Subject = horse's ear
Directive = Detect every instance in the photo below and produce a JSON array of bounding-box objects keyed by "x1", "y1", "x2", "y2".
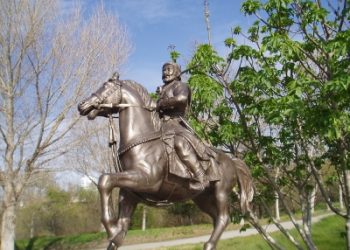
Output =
[{"x1": 109, "y1": 72, "x2": 120, "y2": 82}]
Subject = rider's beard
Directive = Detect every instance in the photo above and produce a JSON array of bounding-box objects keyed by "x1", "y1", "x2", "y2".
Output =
[{"x1": 162, "y1": 74, "x2": 175, "y2": 84}]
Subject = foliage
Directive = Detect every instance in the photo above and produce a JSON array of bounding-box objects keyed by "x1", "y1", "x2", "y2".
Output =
[
  {"x1": 16, "y1": 186, "x2": 101, "y2": 239},
  {"x1": 183, "y1": 0, "x2": 349, "y2": 249},
  {"x1": 15, "y1": 232, "x2": 106, "y2": 250},
  {"x1": 167, "y1": 202, "x2": 201, "y2": 225}
]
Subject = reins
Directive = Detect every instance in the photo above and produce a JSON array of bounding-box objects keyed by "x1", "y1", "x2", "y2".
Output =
[
  {"x1": 108, "y1": 114, "x2": 123, "y2": 173},
  {"x1": 98, "y1": 103, "x2": 155, "y2": 112},
  {"x1": 103, "y1": 79, "x2": 155, "y2": 173}
]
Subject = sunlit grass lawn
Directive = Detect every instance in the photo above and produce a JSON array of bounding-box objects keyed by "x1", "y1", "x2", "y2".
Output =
[
  {"x1": 156, "y1": 215, "x2": 345, "y2": 250},
  {"x1": 16, "y1": 212, "x2": 344, "y2": 250}
]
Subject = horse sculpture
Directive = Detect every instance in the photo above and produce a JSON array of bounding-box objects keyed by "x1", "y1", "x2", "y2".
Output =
[{"x1": 78, "y1": 76, "x2": 254, "y2": 250}]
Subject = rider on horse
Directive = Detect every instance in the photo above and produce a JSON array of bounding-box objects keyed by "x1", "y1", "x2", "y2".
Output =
[{"x1": 156, "y1": 62, "x2": 210, "y2": 191}]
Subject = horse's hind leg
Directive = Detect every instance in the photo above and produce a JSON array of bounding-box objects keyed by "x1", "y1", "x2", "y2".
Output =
[
  {"x1": 194, "y1": 182, "x2": 230, "y2": 250},
  {"x1": 106, "y1": 189, "x2": 138, "y2": 250}
]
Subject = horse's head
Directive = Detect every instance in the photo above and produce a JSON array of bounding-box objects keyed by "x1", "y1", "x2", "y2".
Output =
[{"x1": 78, "y1": 75, "x2": 122, "y2": 120}]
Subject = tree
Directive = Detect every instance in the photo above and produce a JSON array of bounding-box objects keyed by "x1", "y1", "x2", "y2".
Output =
[
  {"x1": 0, "y1": 1, "x2": 132, "y2": 249},
  {"x1": 184, "y1": 0, "x2": 349, "y2": 249},
  {"x1": 65, "y1": 112, "x2": 123, "y2": 235},
  {"x1": 15, "y1": 172, "x2": 56, "y2": 239},
  {"x1": 16, "y1": 183, "x2": 101, "y2": 239},
  {"x1": 67, "y1": 119, "x2": 117, "y2": 185},
  {"x1": 168, "y1": 202, "x2": 200, "y2": 226}
]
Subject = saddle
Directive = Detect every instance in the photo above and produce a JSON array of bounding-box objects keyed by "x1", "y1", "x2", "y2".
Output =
[
  {"x1": 117, "y1": 120, "x2": 221, "y2": 182},
  {"x1": 162, "y1": 128, "x2": 221, "y2": 182}
]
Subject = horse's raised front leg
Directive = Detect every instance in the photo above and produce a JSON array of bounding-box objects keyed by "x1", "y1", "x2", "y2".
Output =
[
  {"x1": 194, "y1": 181, "x2": 230, "y2": 250},
  {"x1": 98, "y1": 169, "x2": 162, "y2": 247},
  {"x1": 99, "y1": 170, "x2": 162, "y2": 193}
]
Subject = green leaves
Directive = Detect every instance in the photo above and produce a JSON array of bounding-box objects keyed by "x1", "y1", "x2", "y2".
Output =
[
  {"x1": 241, "y1": 0, "x2": 261, "y2": 15},
  {"x1": 230, "y1": 45, "x2": 259, "y2": 60},
  {"x1": 232, "y1": 26, "x2": 242, "y2": 35},
  {"x1": 224, "y1": 38, "x2": 236, "y2": 48},
  {"x1": 185, "y1": 1, "x2": 350, "y2": 220},
  {"x1": 170, "y1": 50, "x2": 180, "y2": 63},
  {"x1": 180, "y1": 2, "x2": 350, "y2": 248},
  {"x1": 188, "y1": 44, "x2": 224, "y2": 74}
]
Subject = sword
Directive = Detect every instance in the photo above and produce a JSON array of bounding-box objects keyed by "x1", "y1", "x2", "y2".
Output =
[
  {"x1": 179, "y1": 116, "x2": 213, "y2": 147},
  {"x1": 179, "y1": 116, "x2": 196, "y2": 134}
]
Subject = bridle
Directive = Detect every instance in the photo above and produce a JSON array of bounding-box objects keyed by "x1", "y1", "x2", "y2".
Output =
[
  {"x1": 91, "y1": 79, "x2": 122, "y2": 110},
  {"x1": 93, "y1": 79, "x2": 155, "y2": 112},
  {"x1": 91, "y1": 78, "x2": 157, "y2": 173}
]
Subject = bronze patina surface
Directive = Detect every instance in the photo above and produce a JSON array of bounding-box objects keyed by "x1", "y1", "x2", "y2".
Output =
[{"x1": 78, "y1": 65, "x2": 254, "y2": 250}]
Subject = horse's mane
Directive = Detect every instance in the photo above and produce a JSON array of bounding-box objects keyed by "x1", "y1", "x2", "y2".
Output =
[
  {"x1": 122, "y1": 80, "x2": 161, "y2": 130},
  {"x1": 123, "y1": 80, "x2": 154, "y2": 107}
]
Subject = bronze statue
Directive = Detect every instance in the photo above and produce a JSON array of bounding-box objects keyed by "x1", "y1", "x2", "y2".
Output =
[{"x1": 78, "y1": 68, "x2": 254, "y2": 250}]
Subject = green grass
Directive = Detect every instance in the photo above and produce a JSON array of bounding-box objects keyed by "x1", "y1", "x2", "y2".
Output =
[
  {"x1": 15, "y1": 232, "x2": 106, "y2": 250},
  {"x1": 15, "y1": 213, "x2": 344, "y2": 250},
  {"x1": 155, "y1": 215, "x2": 346, "y2": 250}
]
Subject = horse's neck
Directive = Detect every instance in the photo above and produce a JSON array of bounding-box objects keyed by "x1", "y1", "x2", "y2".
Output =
[{"x1": 118, "y1": 105, "x2": 156, "y2": 145}]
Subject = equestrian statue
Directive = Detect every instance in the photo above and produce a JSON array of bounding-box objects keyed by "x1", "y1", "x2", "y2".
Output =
[{"x1": 78, "y1": 62, "x2": 254, "y2": 250}]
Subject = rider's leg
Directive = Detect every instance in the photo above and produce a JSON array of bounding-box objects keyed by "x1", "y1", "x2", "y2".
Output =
[{"x1": 174, "y1": 137, "x2": 209, "y2": 190}]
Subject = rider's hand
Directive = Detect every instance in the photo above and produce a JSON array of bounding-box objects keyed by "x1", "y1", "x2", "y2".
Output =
[{"x1": 156, "y1": 98, "x2": 163, "y2": 112}]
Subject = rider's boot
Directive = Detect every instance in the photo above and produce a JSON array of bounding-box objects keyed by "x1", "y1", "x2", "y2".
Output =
[{"x1": 190, "y1": 168, "x2": 209, "y2": 191}]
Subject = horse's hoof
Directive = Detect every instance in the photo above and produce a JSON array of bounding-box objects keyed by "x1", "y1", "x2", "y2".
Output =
[
  {"x1": 108, "y1": 229, "x2": 127, "y2": 248},
  {"x1": 204, "y1": 242, "x2": 216, "y2": 250},
  {"x1": 107, "y1": 241, "x2": 118, "y2": 250}
]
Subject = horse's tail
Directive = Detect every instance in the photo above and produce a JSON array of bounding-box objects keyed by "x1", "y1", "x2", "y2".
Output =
[{"x1": 233, "y1": 158, "x2": 254, "y2": 215}]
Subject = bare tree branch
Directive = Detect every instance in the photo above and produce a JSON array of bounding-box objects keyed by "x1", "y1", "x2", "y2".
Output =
[{"x1": 0, "y1": 1, "x2": 132, "y2": 249}]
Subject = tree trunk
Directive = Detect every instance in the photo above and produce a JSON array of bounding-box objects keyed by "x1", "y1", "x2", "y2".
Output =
[
  {"x1": 340, "y1": 184, "x2": 344, "y2": 210},
  {"x1": 345, "y1": 170, "x2": 350, "y2": 250},
  {"x1": 240, "y1": 218, "x2": 245, "y2": 226},
  {"x1": 30, "y1": 214, "x2": 35, "y2": 238},
  {"x1": 301, "y1": 192, "x2": 317, "y2": 250},
  {"x1": 249, "y1": 214, "x2": 283, "y2": 250},
  {"x1": 310, "y1": 185, "x2": 317, "y2": 214},
  {"x1": 261, "y1": 199, "x2": 303, "y2": 249},
  {"x1": 275, "y1": 192, "x2": 280, "y2": 220},
  {"x1": 1, "y1": 184, "x2": 17, "y2": 250},
  {"x1": 274, "y1": 168, "x2": 280, "y2": 220},
  {"x1": 142, "y1": 206, "x2": 147, "y2": 231}
]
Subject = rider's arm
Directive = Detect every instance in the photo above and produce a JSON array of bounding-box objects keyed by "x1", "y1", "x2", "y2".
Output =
[{"x1": 158, "y1": 82, "x2": 189, "y2": 110}]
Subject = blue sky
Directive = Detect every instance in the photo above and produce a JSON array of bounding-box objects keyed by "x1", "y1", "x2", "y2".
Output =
[
  {"x1": 57, "y1": 0, "x2": 252, "y2": 186},
  {"x1": 71, "y1": 0, "x2": 250, "y2": 92}
]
